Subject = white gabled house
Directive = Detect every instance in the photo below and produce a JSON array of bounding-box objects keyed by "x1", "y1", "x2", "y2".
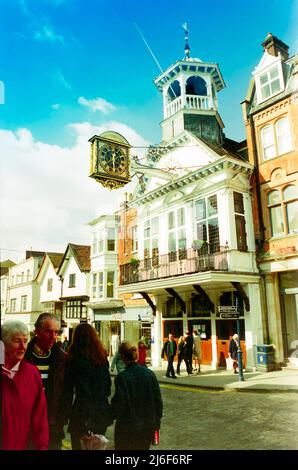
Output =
[
  {"x1": 0, "y1": 260, "x2": 16, "y2": 324},
  {"x1": 36, "y1": 252, "x2": 64, "y2": 322},
  {"x1": 57, "y1": 243, "x2": 91, "y2": 341},
  {"x1": 5, "y1": 251, "x2": 45, "y2": 332}
]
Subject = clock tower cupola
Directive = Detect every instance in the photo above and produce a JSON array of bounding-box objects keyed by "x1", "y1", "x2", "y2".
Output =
[{"x1": 154, "y1": 26, "x2": 226, "y2": 145}]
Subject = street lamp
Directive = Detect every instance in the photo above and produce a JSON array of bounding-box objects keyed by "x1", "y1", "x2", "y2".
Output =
[{"x1": 235, "y1": 298, "x2": 244, "y2": 381}]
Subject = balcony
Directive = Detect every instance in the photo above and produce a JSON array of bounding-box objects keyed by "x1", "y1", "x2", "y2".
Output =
[
  {"x1": 165, "y1": 94, "x2": 211, "y2": 118},
  {"x1": 119, "y1": 247, "x2": 228, "y2": 286}
]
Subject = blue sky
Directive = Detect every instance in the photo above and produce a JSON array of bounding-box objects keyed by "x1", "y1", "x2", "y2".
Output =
[{"x1": 0, "y1": 0, "x2": 297, "y2": 261}]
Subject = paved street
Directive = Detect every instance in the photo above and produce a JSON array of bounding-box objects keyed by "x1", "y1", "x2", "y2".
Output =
[{"x1": 63, "y1": 377, "x2": 298, "y2": 451}]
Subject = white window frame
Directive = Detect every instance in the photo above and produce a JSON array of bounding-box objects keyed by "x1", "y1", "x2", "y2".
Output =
[
  {"x1": 260, "y1": 117, "x2": 292, "y2": 161},
  {"x1": 21, "y1": 295, "x2": 27, "y2": 312},
  {"x1": 255, "y1": 62, "x2": 284, "y2": 104}
]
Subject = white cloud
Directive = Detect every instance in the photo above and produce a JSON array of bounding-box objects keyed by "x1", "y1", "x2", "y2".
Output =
[
  {"x1": 78, "y1": 96, "x2": 116, "y2": 114},
  {"x1": 34, "y1": 26, "x2": 65, "y2": 44},
  {"x1": 51, "y1": 103, "x2": 60, "y2": 109},
  {"x1": 0, "y1": 122, "x2": 150, "y2": 261}
]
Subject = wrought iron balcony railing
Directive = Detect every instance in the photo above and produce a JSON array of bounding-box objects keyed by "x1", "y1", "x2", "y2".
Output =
[{"x1": 119, "y1": 246, "x2": 228, "y2": 286}]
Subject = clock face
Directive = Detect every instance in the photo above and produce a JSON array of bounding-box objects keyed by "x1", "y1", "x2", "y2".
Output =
[{"x1": 99, "y1": 144, "x2": 126, "y2": 175}]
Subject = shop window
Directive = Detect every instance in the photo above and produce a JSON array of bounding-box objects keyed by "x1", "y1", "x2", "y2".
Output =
[
  {"x1": 187, "y1": 319, "x2": 211, "y2": 339},
  {"x1": 163, "y1": 298, "x2": 183, "y2": 318},
  {"x1": 163, "y1": 320, "x2": 183, "y2": 339}
]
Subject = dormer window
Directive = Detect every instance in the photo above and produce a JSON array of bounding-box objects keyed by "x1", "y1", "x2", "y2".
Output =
[{"x1": 255, "y1": 58, "x2": 284, "y2": 104}]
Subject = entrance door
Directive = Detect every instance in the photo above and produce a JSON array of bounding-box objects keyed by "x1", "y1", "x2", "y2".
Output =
[{"x1": 216, "y1": 319, "x2": 246, "y2": 367}]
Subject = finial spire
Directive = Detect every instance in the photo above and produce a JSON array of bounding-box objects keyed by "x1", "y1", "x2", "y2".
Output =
[{"x1": 182, "y1": 22, "x2": 190, "y2": 58}]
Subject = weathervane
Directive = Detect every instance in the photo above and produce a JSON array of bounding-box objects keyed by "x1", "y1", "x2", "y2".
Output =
[{"x1": 182, "y1": 22, "x2": 190, "y2": 58}]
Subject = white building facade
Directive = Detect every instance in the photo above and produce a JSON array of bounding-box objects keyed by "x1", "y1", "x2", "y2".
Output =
[{"x1": 118, "y1": 47, "x2": 265, "y2": 370}]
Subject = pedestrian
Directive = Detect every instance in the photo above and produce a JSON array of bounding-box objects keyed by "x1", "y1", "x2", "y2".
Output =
[
  {"x1": 64, "y1": 323, "x2": 112, "y2": 450},
  {"x1": 228, "y1": 333, "x2": 239, "y2": 374},
  {"x1": 137, "y1": 339, "x2": 147, "y2": 367},
  {"x1": 25, "y1": 312, "x2": 68, "y2": 450},
  {"x1": 62, "y1": 336, "x2": 69, "y2": 352},
  {"x1": 110, "y1": 346, "x2": 125, "y2": 374},
  {"x1": 161, "y1": 333, "x2": 177, "y2": 378},
  {"x1": 1, "y1": 320, "x2": 49, "y2": 450},
  {"x1": 193, "y1": 330, "x2": 202, "y2": 372},
  {"x1": 111, "y1": 341, "x2": 163, "y2": 450},
  {"x1": 110, "y1": 329, "x2": 119, "y2": 357},
  {"x1": 184, "y1": 330, "x2": 194, "y2": 375},
  {"x1": 176, "y1": 335, "x2": 187, "y2": 375}
]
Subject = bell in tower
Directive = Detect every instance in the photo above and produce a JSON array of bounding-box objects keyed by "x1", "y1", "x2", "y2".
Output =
[{"x1": 154, "y1": 25, "x2": 226, "y2": 145}]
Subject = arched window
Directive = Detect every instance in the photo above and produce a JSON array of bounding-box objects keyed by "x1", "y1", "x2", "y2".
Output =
[
  {"x1": 186, "y1": 76, "x2": 207, "y2": 96},
  {"x1": 261, "y1": 125, "x2": 275, "y2": 160},
  {"x1": 167, "y1": 80, "x2": 181, "y2": 102},
  {"x1": 268, "y1": 186, "x2": 298, "y2": 237},
  {"x1": 260, "y1": 117, "x2": 292, "y2": 161},
  {"x1": 283, "y1": 185, "x2": 298, "y2": 234},
  {"x1": 276, "y1": 118, "x2": 292, "y2": 155}
]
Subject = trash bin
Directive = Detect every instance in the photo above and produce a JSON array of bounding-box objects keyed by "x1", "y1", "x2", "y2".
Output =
[{"x1": 256, "y1": 345, "x2": 275, "y2": 372}]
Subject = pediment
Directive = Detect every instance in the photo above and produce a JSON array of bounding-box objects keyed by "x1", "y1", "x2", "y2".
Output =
[{"x1": 253, "y1": 51, "x2": 281, "y2": 75}]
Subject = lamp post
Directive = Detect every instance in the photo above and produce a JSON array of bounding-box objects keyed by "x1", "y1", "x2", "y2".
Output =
[{"x1": 235, "y1": 298, "x2": 244, "y2": 381}]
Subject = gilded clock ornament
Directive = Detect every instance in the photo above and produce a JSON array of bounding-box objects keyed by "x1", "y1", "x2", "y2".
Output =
[{"x1": 88, "y1": 131, "x2": 131, "y2": 190}]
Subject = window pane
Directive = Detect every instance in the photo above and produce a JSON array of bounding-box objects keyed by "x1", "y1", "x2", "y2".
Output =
[
  {"x1": 269, "y1": 67, "x2": 278, "y2": 79},
  {"x1": 233, "y1": 192, "x2": 244, "y2": 214},
  {"x1": 144, "y1": 220, "x2": 150, "y2": 238},
  {"x1": 261, "y1": 84, "x2": 271, "y2": 100},
  {"x1": 283, "y1": 185, "x2": 298, "y2": 201},
  {"x1": 261, "y1": 125, "x2": 276, "y2": 160},
  {"x1": 152, "y1": 237, "x2": 159, "y2": 250},
  {"x1": 178, "y1": 228, "x2": 186, "y2": 249},
  {"x1": 268, "y1": 190, "x2": 281, "y2": 205},
  {"x1": 208, "y1": 218, "x2": 220, "y2": 253},
  {"x1": 271, "y1": 79, "x2": 281, "y2": 94},
  {"x1": 151, "y1": 217, "x2": 159, "y2": 235},
  {"x1": 168, "y1": 212, "x2": 175, "y2": 229},
  {"x1": 207, "y1": 195, "x2": 218, "y2": 216},
  {"x1": 168, "y1": 232, "x2": 176, "y2": 252},
  {"x1": 195, "y1": 199, "x2": 206, "y2": 220},
  {"x1": 276, "y1": 118, "x2": 292, "y2": 155},
  {"x1": 286, "y1": 201, "x2": 298, "y2": 234},
  {"x1": 270, "y1": 206, "x2": 284, "y2": 236},
  {"x1": 235, "y1": 215, "x2": 247, "y2": 252},
  {"x1": 177, "y1": 208, "x2": 185, "y2": 226},
  {"x1": 260, "y1": 73, "x2": 268, "y2": 85},
  {"x1": 197, "y1": 222, "x2": 207, "y2": 241}
]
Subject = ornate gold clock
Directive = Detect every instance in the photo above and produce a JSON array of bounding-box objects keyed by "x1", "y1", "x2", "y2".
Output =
[{"x1": 89, "y1": 131, "x2": 131, "y2": 189}]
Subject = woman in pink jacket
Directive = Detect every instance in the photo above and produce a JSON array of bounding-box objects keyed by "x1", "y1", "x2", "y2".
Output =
[{"x1": 1, "y1": 320, "x2": 49, "y2": 450}]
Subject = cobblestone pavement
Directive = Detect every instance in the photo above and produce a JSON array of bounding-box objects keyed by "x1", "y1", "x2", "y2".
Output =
[{"x1": 63, "y1": 379, "x2": 298, "y2": 451}]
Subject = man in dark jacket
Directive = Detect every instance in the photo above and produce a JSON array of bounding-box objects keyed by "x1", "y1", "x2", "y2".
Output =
[
  {"x1": 161, "y1": 333, "x2": 177, "y2": 378},
  {"x1": 25, "y1": 312, "x2": 68, "y2": 450},
  {"x1": 184, "y1": 330, "x2": 194, "y2": 374},
  {"x1": 111, "y1": 341, "x2": 163, "y2": 450}
]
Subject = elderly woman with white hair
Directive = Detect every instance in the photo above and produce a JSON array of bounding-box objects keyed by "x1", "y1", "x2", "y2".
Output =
[
  {"x1": 228, "y1": 333, "x2": 239, "y2": 374},
  {"x1": 1, "y1": 320, "x2": 49, "y2": 450}
]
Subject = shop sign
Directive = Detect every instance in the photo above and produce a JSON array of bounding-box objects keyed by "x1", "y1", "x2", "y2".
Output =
[{"x1": 111, "y1": 313, "x2": 123, "y2": 321}]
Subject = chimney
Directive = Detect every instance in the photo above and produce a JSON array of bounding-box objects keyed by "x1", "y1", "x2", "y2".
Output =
[{"x1": 262, "y1": 33, "x2": 289, "y2": 61}]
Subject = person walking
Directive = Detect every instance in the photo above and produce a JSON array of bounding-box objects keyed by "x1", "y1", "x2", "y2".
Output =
[
  {"x1": 161, "y1": 333, "x2": 177, "y2": 378},
  {"x1": 111, "y1": 341, "x2": 163, "y2": 450},
  {"x1": 110, "y1": 330, "x2": 119, "y2": 357},
  {"x1": 176, "y1": 335, "x2": 187, "y2": 375},
  {"x1": 137, "y1": 339, "x2": 147, "y2": 367},
  {"x1": 1, "y1": 321, "x2": 49, "y2": 450},
  {"x1": 184, "y1": 330, "x2": 194, "y2": 375},
  {"x1": 193, "y1": 330, "x2": 202, "y2": 372},
  {"x1": 110, "y1": 347, "x2": 125, "y2": 374},
  {"x1": 228, "y1": 333, "x2": 239, "y2": 374},
  {"x1": 25, "y1": 312, "x2": 68, "y2": 450},
  {"x1": 64, "y1": 323, "x2": 112, "y2": 450}
]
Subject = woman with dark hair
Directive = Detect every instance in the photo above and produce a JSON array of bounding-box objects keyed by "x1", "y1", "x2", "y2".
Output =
[
  {"x1": 111, "y1": 341, "x2": 163, "y2": 450},
  {"x1": 64, "y1": 323, "x2": 112, "y2": 449}
]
